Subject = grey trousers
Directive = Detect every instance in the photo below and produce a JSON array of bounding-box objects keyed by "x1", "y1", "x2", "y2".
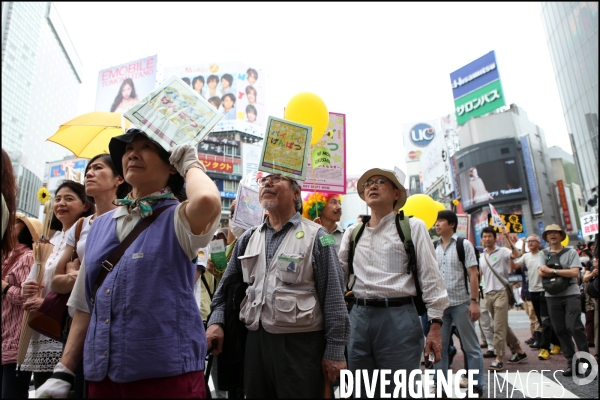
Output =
[
  {"x1": 546, "y1": 294, "x2": 589, "y2": 363},
  {"x1": 244, "y1": 325, "x2": 326, "y2": 398},
  {"x1": 348, "y1": 303, "x2": 423, "y2": 398}
]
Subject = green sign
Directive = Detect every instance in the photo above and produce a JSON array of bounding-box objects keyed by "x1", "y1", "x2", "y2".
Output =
[{"x1": 454, "y1": 79, "x2": 505, "y2": 125}]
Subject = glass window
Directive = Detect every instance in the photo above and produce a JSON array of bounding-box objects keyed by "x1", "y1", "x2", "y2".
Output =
[
  {"x1": 577, "y1": 47, "x2": 591, "y2": 90},
  {"x1": 560, "y1": 71, "x2": 573, "y2": 108},
  {"x1": 235, "y1": 147, "x2": 241, "y2": 156},
  {"x1": 548, "y1": 2, "x2": 558, "y2": 32},
  {"x1": 554, "y1": 33, "x2": 566, "y2": 70},
  {"x1": 562, "y1": 19, "x2": 574, "y2": 57},
  {"x1": 588, "y1": 83, "x2": 598, "y2": 112},
  {"x1": 233, "y1": 163, "x2": 241, "y2": 174},
  {"x1": 572, "y1": 57, "x2": 586, "y2": 96}
]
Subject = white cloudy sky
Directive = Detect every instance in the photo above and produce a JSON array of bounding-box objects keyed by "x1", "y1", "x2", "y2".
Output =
[{"x1": 55, "y1": 2, "x2": 568, "y2": 176}]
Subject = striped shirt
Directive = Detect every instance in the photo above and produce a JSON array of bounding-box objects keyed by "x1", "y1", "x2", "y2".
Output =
[
  {"x1": 338, "y1": 212, "x2": 449, "y2": 319},
  {"x1": 435, "y1": 234, "x2": 478, "y2": 307},
  {"x1": 2, "y1": 244, "x2": 34, "y2": 364}
]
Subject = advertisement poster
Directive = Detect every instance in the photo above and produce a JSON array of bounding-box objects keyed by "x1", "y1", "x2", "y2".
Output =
[
  {"x1": 163, "y1": 62, "x2": 265, "y2": 138},
  {"x1": 233, "y1": 184, "x2": 264, "y2": 230},
  {"x1": 95, "y1": 55, "x2": 158, "y2": 113},
  {"x1": 124, "y1": 75, "x2": 223, "y2": 151},
  {"x1": 300, "y1": 113, "x2": 346, "y2": 194},
  {"x1": 458, "y1": 158, "x2": 524, "y2": 209},
  {"x1": 471, "y1": 204, "x2": 527, "y2": 246},
  {"x1": 242, "y1": 143, "x2": 262, "y2": 182},
  {"x1": 258, "y1": 117, "x2": 312, "y2": 181},
  {"x1": 456, "y1": 214, "x2": 470, "y2": 239},
  {"x1": 45, "y1": 158, "x2": 88, "y2": 193}
]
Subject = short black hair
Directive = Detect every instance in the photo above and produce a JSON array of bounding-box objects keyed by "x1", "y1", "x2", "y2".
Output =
[
  {"x1": 221, "y1": 93, "x2": 236, "y2": 104},
  {"x1": 207, "y1": 74, "x2": 219, "y2": 84},
  {"x1": 437, "y1": 210, "x2": 458, "y2": 233},
  {"x1": 221, "y1": 73, "x2": 233, "y2": 86},
  {"x1": 182, "y1": 77, "x2": 191, "y2": 85},
  {"x1": 481, "y1": 226, "x2": 497, "y2": 239}
]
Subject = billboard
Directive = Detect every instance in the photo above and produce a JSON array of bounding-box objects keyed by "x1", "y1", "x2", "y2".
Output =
[
  {"x1": 95, "y1": 55, "x2": 158, "y2": 113},
  {"x1": 556, "y1": 180, "x2": 574, "y2": 232},
  {"x1": 420, "y1": 131, "x2": 454, "y2": 195},
  {"x1": 44, "y1": 158, "x2": 88, "y2": 193},
  {"x1": 402, "y1": 119, "x2": 441, "y2": 163},
  {"x1": 471, "y1": 204, "x2": 528, "y2": 246},
  {"x1": 450, "y1": 51, "x2": 505, "y2": 125},
  {"x1": 519, "y1": 135, "x2": 543, "y2": 215},
  {"x1": 163, "y1": 62, "x2": 265, "y2": 138}
]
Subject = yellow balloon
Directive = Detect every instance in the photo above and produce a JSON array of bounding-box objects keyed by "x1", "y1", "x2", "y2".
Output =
[
  {"x1": 561, "y1": 235, "x2": 569, "y2": 247},
  {"x1": 284, "y1": 92, "x2": 329, "y2": 146},
  {"x1": 400, "y1": 194, "x2": 437, "y2": 229},
  {"x1": 435, "y1": 201, "x2": 446, "y2": 211}
]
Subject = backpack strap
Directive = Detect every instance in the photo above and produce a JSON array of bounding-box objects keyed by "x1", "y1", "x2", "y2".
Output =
[
  {"x1": 71, "y1": 217, "x2": 86, "y2": 261},
  {"x1": 348, "y1": 217, "x2": 369, "y2": 292},
  {"x1": 456, "y1": 237, "x2": 470, "y2": 294},
  {"x1": 394, "y1": 211, "x2": 422, "y2": 297}
]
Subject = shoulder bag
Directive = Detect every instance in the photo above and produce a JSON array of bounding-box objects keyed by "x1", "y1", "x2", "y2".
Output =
[
  {"x1": 483, "y1": 252, "x2": 517, "y2": 307},
  {"x1": 29, "y1": 217, "x2": 85, "y2": 342}
]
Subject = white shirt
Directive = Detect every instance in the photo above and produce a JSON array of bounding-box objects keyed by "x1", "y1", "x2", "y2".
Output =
[
  {"x1": 515, "y1": 251, "x2": 545, "y2": 292},
  {"x1": 481, "y1": 246, "x2": 512, "y2": 293},
  {"x1": 68, "y1": 201, "x2": 218, "y2": 313},
  {"x1": 338, "y1": 212, "x2": 449, "y2": 319}
]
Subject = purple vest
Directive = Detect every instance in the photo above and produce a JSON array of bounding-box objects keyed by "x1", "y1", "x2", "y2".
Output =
[{"x1": 83, "y1": 200, "x2": 206, "y2": 383}]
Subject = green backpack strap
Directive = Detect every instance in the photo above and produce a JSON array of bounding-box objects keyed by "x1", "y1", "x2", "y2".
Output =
[{"x1": 348, "y1": 217, "x2": 370, "y2": 292}]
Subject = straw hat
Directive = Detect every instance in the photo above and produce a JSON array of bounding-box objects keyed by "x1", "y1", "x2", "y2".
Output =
[
  {"x1": 357, "y1": 168, "x2": 407, "y2": 209},
  {"x1": 542, "y1": 223, "x2": 566, "y2": 242},
  {"x1": 15, "y1": 212, "x2": 43, "y2": 242}
]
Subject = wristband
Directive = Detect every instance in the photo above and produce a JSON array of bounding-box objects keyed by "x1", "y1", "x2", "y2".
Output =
[
  {"x1": 470, "y1": 298, "x2": 478, "y2": 302},
  {"x1": 2, "y1": 284, "x2": 11, "y2": 296},
  {"x1": 429, "y1": 318, "x2": 443, "y2": 326}
]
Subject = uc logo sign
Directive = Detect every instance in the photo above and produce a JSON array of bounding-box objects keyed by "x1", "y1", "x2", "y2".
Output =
[{"x1": 409, "y1": 123, "x2": 435, "y2": 147}]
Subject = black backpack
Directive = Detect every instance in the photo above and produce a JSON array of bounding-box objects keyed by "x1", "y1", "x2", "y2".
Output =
[
  {"x1": 433, "y1": 237, "x2": 483, "y2": 298},
  {"x1": 347, "y1": 211, "x2": 427, "y2": 316},
  {"x1": 541, "y1": 248, "x2": 572, "y2": 295}
]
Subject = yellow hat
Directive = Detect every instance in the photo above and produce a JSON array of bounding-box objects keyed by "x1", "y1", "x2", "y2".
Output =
[{"x1": 15, "y1": 212, "x2": 43, "y2": 243}]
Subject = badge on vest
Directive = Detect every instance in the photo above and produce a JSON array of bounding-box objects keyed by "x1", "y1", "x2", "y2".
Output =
[
  {"x1": 276, "y1": 256, "x2": 299, "y2": 273},
  {"x1": 132, "y1": 253, "x2": 144, "y2": 259},
  {"x1": 295, "y1": 231, "x2": 305, "y2": 239},
  {"x1": 320, "y1": 234, "x2": 335, "y2": 247}
]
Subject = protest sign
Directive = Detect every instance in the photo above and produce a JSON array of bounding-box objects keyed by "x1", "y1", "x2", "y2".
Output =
[
  {"x1": 488, "y1": 203, "x2": 506, "y2": 229},
  {"x1": 580, "y1": 212, "x2": 598, "y2": 236},
  {"x1": 124, "y1": 75, "x2": 223, "y2": 152},
  {"x1": 301, "y1": 112, "x2": 346, "y2": 194},
  {"x1": 258, "y1": 116, "x2": 312, "y2": 180},
  {"x1": 233, "y1": 184, "x2": 264, "y2": 230}
]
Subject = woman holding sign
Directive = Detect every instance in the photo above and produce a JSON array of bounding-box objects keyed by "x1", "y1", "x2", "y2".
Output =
[{"x1": 36, "y1": 128, "x2": 221, "y2": 398}]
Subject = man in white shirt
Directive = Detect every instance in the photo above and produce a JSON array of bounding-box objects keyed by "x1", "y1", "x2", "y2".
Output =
[
  {"x1": 480, "y1": 226, "x2": 527, "y2": 370},
  {"x1": 338, "y1": 168, "x2": 449, "y2": 396}
]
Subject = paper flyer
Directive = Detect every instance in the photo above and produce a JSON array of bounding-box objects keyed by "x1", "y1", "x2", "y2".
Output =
[
  {"x1": 209, "y1": 239, "x2": 227, "y2": 272},
  {"x1": 233, "y1": 184, "x2": 264, "y2": 230},
  {"x1": 258, "y1": 116, "x2": 312, "y2": 181},
  {"x1": 300, "y1": 113, "x2": 346, "y2": 194},
  {"x1": 124, "y1": 75, "x2": 224, "y2": 152}
]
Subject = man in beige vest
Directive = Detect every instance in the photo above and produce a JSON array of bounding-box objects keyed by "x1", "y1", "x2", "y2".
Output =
[{"x1": 206, "y1": 173, "x2": 350, "y2": 398}]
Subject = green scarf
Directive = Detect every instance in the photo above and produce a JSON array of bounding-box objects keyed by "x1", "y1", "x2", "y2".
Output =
[{"x1": 114, "y1": 187, "x2": 176, "y2": 218}]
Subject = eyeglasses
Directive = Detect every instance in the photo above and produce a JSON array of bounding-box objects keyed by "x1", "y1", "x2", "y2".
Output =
[
  {"x1": 362, "y1": 177, "x2": 389, "y2": 189},
  {"x1": 526, "y1": 240, "x2": 539, "y2": 244},
  {"x1": 256, "y1": 174, "x2": 290, "y2": 187}
]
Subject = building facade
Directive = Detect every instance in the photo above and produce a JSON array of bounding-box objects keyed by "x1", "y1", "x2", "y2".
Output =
[
  {"x1": 540, "y1": 2, "x2": 598, "y2": 203},
  {"x1": 455, "y1": 104, "x2": 560, "y2": 245},
  {"x1": 2, "y1": 2, "x2": 82, "y2": 215}
]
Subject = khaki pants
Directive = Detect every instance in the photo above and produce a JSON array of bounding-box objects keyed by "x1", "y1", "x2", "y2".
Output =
[
  {"x1": 522, "y1": 299, "x2": 541, "y2": 335},
  {"x1": 485, "y1": 289, "x2": 519, "y2": 357}
]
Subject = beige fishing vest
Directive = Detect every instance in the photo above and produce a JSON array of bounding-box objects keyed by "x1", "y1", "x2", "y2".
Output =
[{"x1": 239, "y1": 219, "x2": 324, "y2": 334}]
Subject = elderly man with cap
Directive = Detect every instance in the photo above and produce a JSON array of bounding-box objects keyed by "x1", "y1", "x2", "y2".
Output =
[
  {"x1": 338, "y1": 168, "x2": 449, "y2": 396},
  {"x1": 538, "y1": 223, "x2": 590, "y2": 377},
  {"x1": 206, "y1": 172, "x2": 350, "y2": 398}
]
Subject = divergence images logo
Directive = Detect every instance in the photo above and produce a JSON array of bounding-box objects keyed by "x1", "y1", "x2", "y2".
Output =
[{"x1": 410, "y1": 123, "x2": 435, "y2": 148}]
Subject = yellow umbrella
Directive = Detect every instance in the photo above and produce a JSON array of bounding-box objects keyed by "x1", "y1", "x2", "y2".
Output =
[{"x1": 47, "y1": 112, "x2": 132, "y2": 159}]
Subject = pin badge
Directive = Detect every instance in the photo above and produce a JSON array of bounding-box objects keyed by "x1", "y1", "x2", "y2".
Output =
[{"x1": 296, "y1": 231, "x2": 305, "y2": 239}]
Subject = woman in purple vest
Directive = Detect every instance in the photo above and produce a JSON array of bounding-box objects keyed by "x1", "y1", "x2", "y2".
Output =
[{"x1": 37, "y1": 128, "x2": 222, "y2": 398}]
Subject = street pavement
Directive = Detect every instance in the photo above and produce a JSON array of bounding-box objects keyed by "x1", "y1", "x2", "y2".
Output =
[{"x1": 28, "y1": 310, "x2": 597, "y2": 398}]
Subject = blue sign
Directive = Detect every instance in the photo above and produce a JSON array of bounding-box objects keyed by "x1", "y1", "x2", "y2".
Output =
[
  {"x1": 577, "y1": 230, "x2": 583, "y2": 240},
  {"x1": 520, "y1": 135, "x2": 543, "y2": 215},
  {"x1": 450, "y1": 51, "x2": 500, "y2": 100},
  {"x1": 409, "y1": 123, "x2": 436, "y2": 147},
  {"x1": 220, "y1": 191, "x2": 236, "y2": 199},
  {"x1": 538, "y1": 221, "x2": 546, "y2": 247}
]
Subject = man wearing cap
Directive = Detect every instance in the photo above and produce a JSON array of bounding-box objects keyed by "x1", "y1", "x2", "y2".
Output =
[
  {"x1": 538, "y1": 224, "x2": 589, "y2": 376},
  {"x1": 338, "y1": 168, "x2": 449, "y2": 396},
  {"x1": 206, "y1": 173, "x2": 350, "y2": 398}
]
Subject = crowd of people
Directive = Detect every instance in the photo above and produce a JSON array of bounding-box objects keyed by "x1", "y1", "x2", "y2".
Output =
[{"x1": 1, "y1": 139, "x2": 598, "y2": 398}]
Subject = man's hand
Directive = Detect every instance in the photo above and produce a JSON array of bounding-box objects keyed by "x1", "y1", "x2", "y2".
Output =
[
  {"x1": 468, "y1": 302, "x2": 480, "y2": 322},
  {"x1": 206, "y1": 324, "x2": 224, "y2": 355},
  {"x1": 322, "y1": 357, "x2": 347, "y2": 382},
  {"x1": 23, "y1": 297, "x2": 44, "y2": 313},
  {"x1": 424, "y1": 323, "x2": 443, "y2": 364}
]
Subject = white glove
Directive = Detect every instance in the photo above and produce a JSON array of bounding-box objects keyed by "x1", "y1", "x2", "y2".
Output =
[
  {"x1": 169, "y1": 144, "x2": 205, "y2": 177},
  {"x1": 35, "y1": 362, "x2": 74, "y2": 398}
]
